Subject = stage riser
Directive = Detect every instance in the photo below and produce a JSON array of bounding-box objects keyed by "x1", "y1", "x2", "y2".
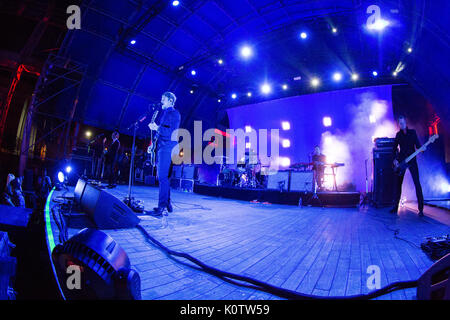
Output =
[{"x1": 193, "y1": 184, "x2": 360, "y2": 207}]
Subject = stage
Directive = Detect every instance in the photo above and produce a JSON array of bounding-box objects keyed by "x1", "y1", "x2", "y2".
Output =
[{"x1": 45, "y1": 184, "x2": 450, "y2": 300}]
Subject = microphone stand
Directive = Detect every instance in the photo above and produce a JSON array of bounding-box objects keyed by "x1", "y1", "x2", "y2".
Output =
[{"x1": 124, "y1": 117, "x2": 144, "y2": 212}]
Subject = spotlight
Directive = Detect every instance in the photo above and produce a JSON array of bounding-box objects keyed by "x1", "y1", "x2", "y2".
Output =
[
  {"x1": 300, "y1": 32, "x2": 307, "y2": 39},
  {"x1": 332, "y1": 27, "x2": 338, "y2": 33},
  {"x1": 367, "y1": 19, "x2": 390, "y2": 31},
  {"x1": 351, "y1": 73, "x2": 359, "y2": 81},
  {"x1": 191, "y1": 70, "x2": 196, "y2": 76},
  {"x1": 172, "y1": 0, "x2": 180, "y2": 6},
  {"x1": 407, "y1": 47, "x2": 413, "y2": 53},
  {"x1": 393, "y1": 71, "x2": 398, "y2": 77},
  {"x1": 217, "y1": 99, "x2": 221, "y2": 103},
  {"x1": 281, "y1": 121, "x2": 290, "y2": 130},
  {"x1": 245, "y1": 126, "x2": 252, "y2": 133},
  {"x1": 282, "y1": 139, "x2": 291, "y2": 148},
  {"x1": 57, "y1": 171, "x2": 65, "y2": 183},
  {"x1": 65, "y1": 166, "x2": 72, "y2": 174},
  {"x1": 260, "y1": 83, "x2": 271, "y2": 94},
  {"x1": 190, "y1": 89, "x2": 194, "y2": 94},
  {"x1": 247, "y1": 92, "x2": 252, "y2": 97},
  {"x1": 280, "y1": 157, "x2": 291, "y2": 167},
  {"x1": 310, "y1": 77, "x2": 320, "y2": 87},
  {"x1": 218, "y1": 59, "x2": 223, "y2": 65},
  {"x1": 85, "y1": 131, "x2": 92, "y2": 138},
  {"x1": 282, "y1": 84, "x2": 288, "y2": 90},
  {"x1": 333, "y1": 72, "x2": 342, "y2": 82},
  {"x1": 372, "y1": 71, "x2": 378, "y2": 77},
  {"x1": 231, "y1": 93, "x2": 237, "y2": 99},
  {"x1": 130, "y1": 40, "x2": 136, "y2": 45},
  {"x1": 240, "y1": 45, "x2": 253, "y2": 59},
  {"x1": 323, "y1": 117, "x2": 332, "y2": 127}
]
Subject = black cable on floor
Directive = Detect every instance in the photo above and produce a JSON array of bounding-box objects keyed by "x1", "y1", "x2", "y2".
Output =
[{"x1": 135, "y1": 224, "x2": 418, "y2": 300}]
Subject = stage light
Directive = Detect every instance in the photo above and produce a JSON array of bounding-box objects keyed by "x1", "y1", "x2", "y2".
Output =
[
  {"x1": 333, "y1": 72, "x2": 342, "y2": 82},
  {"x1": 282, "y1": 139, "x2": 291, "y2": 148},
  {"x1": 217, "y1": 99, "x2": 221, "y2": 103},
  {"x1": 281, "y1": 121, "x2": 290, "y2": 130},
  {"x1": 372, "y1": 71, "x2": 378, "y2": 77},
  {"x1": 310, "y1": 77, "x2": 320, "y2": 87},
  {"x1": 367, "y1": 19, "x2": 390, "y2": 31},
  {"x1": 65, "y1": 166, "x2": 72, "y2": 174},
  {"x1": 218, "y1": 59, "x2": 223, "y2": 65},
  {"x1": 393, "y1": 71, "x2": 398, "y2": 77},
  {"x1": 191, "y1": 70, "x2": 196, "y2": 76},
  {"x1": 231, "y1": 93, "x2": 237, "y2": 99},
  {"x1": 247, "y1": 92, "x2": 252, "y2": 97},
  {"x1": 246, "y1": 142, "x2": 251, "y2": 149},
  {"x1": 351, "y1": 73, "x2": 359, "y2": 81},
  {"x1": 240, "y1": 45, "x2": 253, "y2": 59},
  {"x1": 85, "y1": 131, "x2": 92, "y2": 138},
  {"x1": 245, "y1": 125, "x2": 252, "y2": 133},
  {"x1": 130, "y1": 40, "x2": 136, "y2": 45},
  {"x1": 300, "y1": 32, "x2": 307, "y2": 39},
  {"x1": 57, "y1": 171, "x2": 65, "y2": 183},
  {"x1": 172, "y1": 0, "x2": 180, "y2": 6},
  {"x1": 407, "y1": 47, "x2": 413, "y2": 53},
  {"x1": 190, "y1": 89, "x2": 194, "y2": 94},
  {"x1": 280, "y1": 157, "x2": 291, "y2": 167},
  {"x1": 260, "y1": 83, "x2": 271, "y2": 94},
  {"x1": 332, "y1": 27, "x2": 337, "y2": 33},
  {"x1": 323, "y1": 117, "x2": 332, "y2": 127},
  {"x1": 282, "y1": 84, "x2": 288, "y2": 90}
]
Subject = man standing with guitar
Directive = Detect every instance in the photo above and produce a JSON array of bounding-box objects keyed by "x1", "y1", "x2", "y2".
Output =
[
  {"x1": 148, "y1": 92, "x2": 181, "y2": 216},
  {"x1": 391, "y1": 115, "x2": 425, "y2": 216}
]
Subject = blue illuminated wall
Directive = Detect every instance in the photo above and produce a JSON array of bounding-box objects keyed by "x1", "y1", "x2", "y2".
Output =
[{"x1": 227, "y1": 85, "x2": 396, "y2": 192}]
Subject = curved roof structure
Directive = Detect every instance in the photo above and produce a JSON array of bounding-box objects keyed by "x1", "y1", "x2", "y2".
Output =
[{"x1": 56, "y1": 0, "x2": 449, "y2": 135}]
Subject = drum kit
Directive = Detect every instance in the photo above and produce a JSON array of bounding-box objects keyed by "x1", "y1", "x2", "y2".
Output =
[{"x1": 217, "y1": 150, "x2": 266, "y2": 188}]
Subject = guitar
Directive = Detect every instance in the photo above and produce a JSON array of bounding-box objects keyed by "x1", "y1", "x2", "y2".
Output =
[
  {"x1": 393, "y1": 134, "x2": 438, "y2": 175},
  {"x1": 147, "y1": 109, "x2": 160, "y2": 167}
]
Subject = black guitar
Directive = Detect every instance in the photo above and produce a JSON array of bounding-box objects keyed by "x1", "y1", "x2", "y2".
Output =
[
  {"x1": 393, "y1": 134, "x2": 438, "y2": 175},
  {"x1": 147, "y1": 108, "x2": 160, "y2": 167}
]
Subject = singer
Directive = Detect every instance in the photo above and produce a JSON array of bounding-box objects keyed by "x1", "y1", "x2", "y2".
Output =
[{"x1": 148, "y1": 92, "x2": 181, "y2": 216}]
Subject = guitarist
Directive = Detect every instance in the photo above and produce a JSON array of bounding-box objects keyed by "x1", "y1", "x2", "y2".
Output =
[
  {"x1": 148, "y1": 92, "x2": 181, "y2": 216},
  {"x1": 390, "y1": 115, "x2": 425, "y2": 216}
]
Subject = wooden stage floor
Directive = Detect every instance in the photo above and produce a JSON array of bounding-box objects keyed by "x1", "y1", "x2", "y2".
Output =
[{"x1": 48, "y1": 185, "x2": 450, "y2": 300}]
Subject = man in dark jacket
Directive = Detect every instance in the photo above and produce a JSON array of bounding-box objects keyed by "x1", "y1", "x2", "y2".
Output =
[
  {"x1": 390, "y1": 115, "x2": 425, "y2": 216},
  {"x1": 148, "y1": 92, "x2": 181, "y2": 216},
  {"x1": 104, "y1": 131, "x2": 120, "y2": 188}
]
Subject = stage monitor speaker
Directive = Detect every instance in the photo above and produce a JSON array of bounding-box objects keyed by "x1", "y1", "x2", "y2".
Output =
[
  {"x1": 172, "y1": 165, "x2": 182, "y2": 179},
  {"x1": 290, "y1": 171, "x2": 313, "y2": 192},
  {"x1": 182, "y1": 165, "x2": 197, "y2": 179},
  {"x1": 74, "y1": 179, "x2": 87, "y2": 203},
  {"x1": 373, "y1": 148, "x2": 395, "y2": 207},
  {"x1": 80, "y1": 184, "x2": 140, "y2": 229},
  {"x1": 266, "y1": 170, "x2": 290, "y2": 191}
]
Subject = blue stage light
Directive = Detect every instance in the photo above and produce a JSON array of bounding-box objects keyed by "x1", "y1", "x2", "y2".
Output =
[
  {"x1": 191, "y1": 70, "x2": 196, "y2": 76},
  {"x1": 323, "y1": 117, "x2": 332, "y2": 127},
  {"x1": 57, "y1": 171, "x2": 65, "y2": 183},
  {"x1": 231, "y1": 93, "x2": 237, "y2": 99},
  {"x1": 65, "y1": 166, "x2": 72, "y2": 174},
  {"x1": 311, "y1": 77, "x2": 320, "y2": 87},
  {"x1": 247, "y1": 92, "x2": 252, "y2": 97},
  {"x1": 240, "y1": 45, "x2": 253, "y2": 59},
  {"x1": 281, "y1": 121, "x2": 290, "y2": 130},
  {"x1": 260, "y1": 83, "x2": 271, "y2": 94},
  {"x1": 282, "y1": 84, "x2": 288, "y2": 90},
  {"x1": 172, "y1": 0, "x2": 180, "y2": 6},
  {"x1": 300, "y1": 32, "x2": 307, "y2": 39},
  {"x1": 218, "y1": 59, "x2": 223, "y2": 65},
  {"x1": 351, "y1": 73, "x2": 359, "y2": 81},
  {"x1": 282, "y1": 139, "x2": 291, "y2": 148},
  {"x1": 372, "y1": 71, "x2": 378, "y2": 77},
  {"x1": 130, "y1": 40, "x2": 136, "y2": 45},
  {"x1": 333, "y1": 72, "x2": 342, "y2": 82}
]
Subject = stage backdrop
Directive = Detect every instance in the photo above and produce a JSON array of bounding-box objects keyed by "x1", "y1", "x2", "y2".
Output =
[{"x1": 226, "y1": 85, "x2": 396, "y2": 192}]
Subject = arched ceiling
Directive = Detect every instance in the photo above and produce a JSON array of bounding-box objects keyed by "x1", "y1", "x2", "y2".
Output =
[{"x1": 57, "y1": 0, "x2": 449, "y2": 136}]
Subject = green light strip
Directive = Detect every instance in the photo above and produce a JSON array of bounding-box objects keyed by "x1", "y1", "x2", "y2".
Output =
[{"x1": 45, "y1": 187, "x2": 56, "y2": 252}]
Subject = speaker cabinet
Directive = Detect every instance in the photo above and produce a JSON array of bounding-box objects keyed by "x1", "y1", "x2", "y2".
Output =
[
  {"x1": 290, "y1": 171, "x2": 313, "y2": 192},
  {"x1": 373, "y1": 148, "x2": 395, "y2": 207},
  {"x1": 79, "y1": 182, "x2": 139, "y2": 229},
  {"x1": 266, "y1": 170, "x2": 290, "y2": 191}
]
